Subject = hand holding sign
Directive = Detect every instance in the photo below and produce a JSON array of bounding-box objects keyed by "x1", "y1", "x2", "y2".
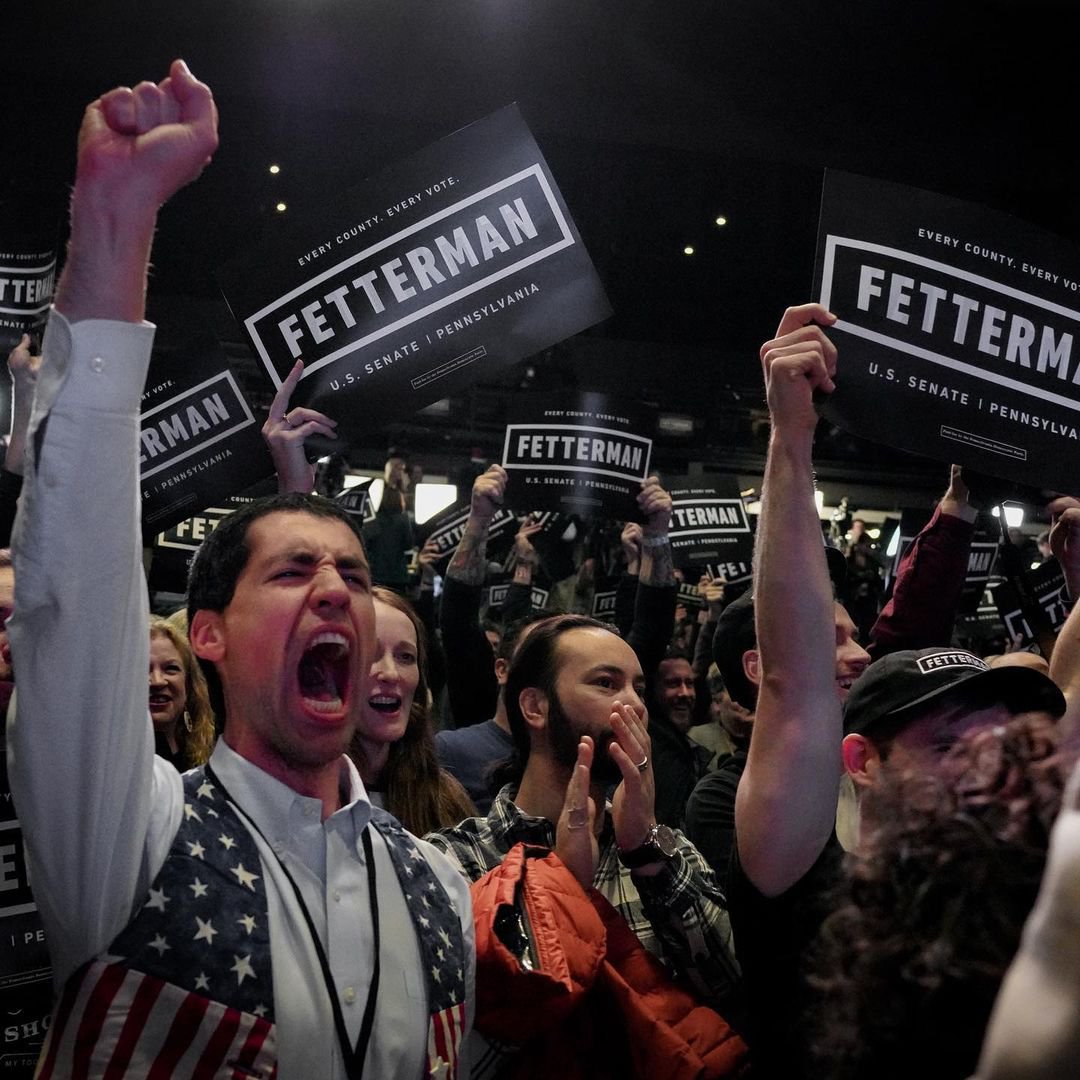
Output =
[
  {"x1": 262, "y1": 359, "x2": 339, "y2": 494},
  {"x1": 940, "y1": 464, "x2": 978, "y2": 523},
  {"x1": 511, "y1": 519, "x2": 543, "y2": 568},
  {"x1": 1049, "y1": 496, "x2": 1080, "y2": 601},
  {"x1": 417, "y1": 539, "x2": 441, "y2": 589},
  {"x1": 6, "y1": 333, "x2": 40, "y2": 386},
  {"x1": 638, "y1": 475, "x2": 673, "y2": 537},
  {"x1": 470, "y1": 464, "x2": 508, "y2": 523},
  {"x1": 5, "y1": 333, "x2": 41, "y2": 477},
  {"x1": 759, "y1": 303, "x2": 838, "y2": 438},
  {"x1": 698, "y1": 574, "x2": 726, "y2": 617},
  {"x1": 636, "y1": 476, "x2": 674, "y2": 587},
  {"x1": 621, "y1": 521, "x2": 643, "y2": 574}
]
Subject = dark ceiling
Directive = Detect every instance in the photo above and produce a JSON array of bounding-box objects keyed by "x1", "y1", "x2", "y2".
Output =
[{"x1": 8, "y1": 0, "x2": 1077, "y2": 511}]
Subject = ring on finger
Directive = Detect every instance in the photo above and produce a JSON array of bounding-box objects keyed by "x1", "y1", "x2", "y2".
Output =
[
  {"x1": 566, "y1": 805, "x2": 589, "y2": 830},
  {"x1": 635, "y1": 756, "x2": 649, "y2": 773}
]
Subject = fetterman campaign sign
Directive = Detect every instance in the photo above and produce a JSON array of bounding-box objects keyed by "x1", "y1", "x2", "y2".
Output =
[
  {"x1": 139, "y1": 336, "x2": 271, "y2": 542},
  {"x1": 0, "y1": 743, "x2": 52, "y2": 1076},
  {"x1": 502, "y1": 391, "x2": 652, "y2": 518},
  {"x1": 888, "y1": 508, "x2": 999, "y2": 613},
  {"x1": 149, "y1": 483, "x2": 278, "y2": 595},
  {"x1": 0, "y1": 214, "x2": 55, "y2": 352},
  {"x1": 219, "y1": 106, "x2": 610, "y2": 440},
  {"x1": 813, "y1": 170, "x2": 1080, "y2": 493},
  {"x1": 992, "y1": 559, "x2": 1071, "y2": 648},
  {"x1": 418, "y1": 500, "x2": 517, "y2": 566},
  {"x1": 667, "y1": 476, "x2": 753, "y2": 567}
]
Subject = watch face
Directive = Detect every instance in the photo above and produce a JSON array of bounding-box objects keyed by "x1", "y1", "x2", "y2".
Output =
[{"x1": 655, "y1": 824, "x2": 678, "y2": 857}]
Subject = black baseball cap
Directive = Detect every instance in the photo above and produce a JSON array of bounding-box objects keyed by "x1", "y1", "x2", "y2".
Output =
[{"x1": 842, "y1": 647, "x2": 1066, "y2": 738}]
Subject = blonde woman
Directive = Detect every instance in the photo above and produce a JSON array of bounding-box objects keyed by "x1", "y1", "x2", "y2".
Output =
[{"x1": 149, "y1": 614, "x2": 217, "y2": 768}]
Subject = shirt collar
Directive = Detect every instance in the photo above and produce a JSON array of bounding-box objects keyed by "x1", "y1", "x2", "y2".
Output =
[
  {"x1": 488, "y1": 784, "x2": 555, "y2": 848},
  {"x1": 488, "y1": 783, "x2": 616, "y2": 848},
  {"x1": 209, "y1": 740, "x2": 374, "y2": 837}
]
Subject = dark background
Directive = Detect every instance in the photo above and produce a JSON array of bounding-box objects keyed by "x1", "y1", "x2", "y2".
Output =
[{"x1": 6, "y1": 0, "x2": 1076, "y2": 514}]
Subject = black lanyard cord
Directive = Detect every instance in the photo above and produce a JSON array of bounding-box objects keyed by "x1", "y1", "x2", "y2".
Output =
[{"x1": 204, "y1": 763, "x2": 381, "y2": 1080}]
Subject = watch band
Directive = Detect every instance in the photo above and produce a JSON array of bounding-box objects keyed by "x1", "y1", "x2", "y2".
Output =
[{"x1": 617, "y1": 823, "x2": 678, "y2": 869}]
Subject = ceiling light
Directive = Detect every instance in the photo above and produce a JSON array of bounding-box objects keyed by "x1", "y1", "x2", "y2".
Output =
[
  {"x1": 414, "y1": 482, "x2": 458, "y2": 525},
  {"x1": 715, "y1": 216, "x2": 727, "y2": 227},
  {"x1": 991, "y1": 504, "x2": 1025, "y2": 528},
  {"x1": 683, "y1": 245, "x2": 695, "y2": 256},
  {"x1": 269, "y1": 164, "x2": 281, "y2": 175},
  {"x1": 275, "y1": 202, "x2": 287, "y2": 213}
]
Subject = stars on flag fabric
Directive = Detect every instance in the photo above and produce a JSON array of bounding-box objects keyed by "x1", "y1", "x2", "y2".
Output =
[
  {"x1": 33, "y1": 769, "x2": 277, "y2": 1077},
  {"x1": 370, "y1": 809, "x2": 467, "y2": 1079},
  {"x1": 108, "y1": 770, "x2": 275, "y2": 1019},
  {"x1": 34, "y1": 770, "x2": 468, "y2": 1078}
]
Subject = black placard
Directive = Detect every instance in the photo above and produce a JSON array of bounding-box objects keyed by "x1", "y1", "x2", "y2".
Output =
[
  {"x1": 813, "y1": 170, "x2": 1080, "y2": 492},
  {"x1": 667, "y1": 477, "x2": 753, "y2": 567},
  {"x1": 0, "y1": 217, "x2": 55, "y2": 352},
  {"x1": 485, "y1": 581, "x2": 550, "y2": 612},
  {"x1": 704, "y1": 559, "x2": 753, "y2": 588},
  {"x1": 887, "y1": 508, "x2": 1000, "y2": 613},
  {"x1": 0, "y1": 746, "x2": 53, "y2": 1077},
  {"x1": 218, "y1": 106, "x2": 610, "y2": 441},
  {"x1": 334, "y1": 482, "x2": 376, "y2": 527},
  {"x1": 149, "y1": 484, "x2": 277, "y2": 595},
  {"x1": 140, "y1": 336, "x2": 271, "y2": 540},
  {"x1": 992, "y1": 559, "x2": 1071, "y2": 647},
  {"x1": 419, "y1": 501, "x2": 517, "y2": 565},
  {"x1": 591, "y1": 578, "x2": 619, "y2": 624},
  {"x1": 676, "y1": 580, "x2": 705, "y2": 610},
  {"x1": 502, "y1": 391, "x2": 652, "y2": 518}
]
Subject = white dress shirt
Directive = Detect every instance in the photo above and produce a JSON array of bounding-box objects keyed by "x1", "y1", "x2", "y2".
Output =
[{"x1": 7, "y1": 310, "x2": 473, "y2": 1079}]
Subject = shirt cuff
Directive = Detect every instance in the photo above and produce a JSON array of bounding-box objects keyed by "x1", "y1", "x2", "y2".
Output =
[
  {"x1": 630, "y1": 851, "x2": 685, "y2": 904},
  {"x1": 929, "y1": 502, "x2": 977, "y2": 537},
  {"x1": 43, "y1": 309, "x2": 156, "y2": 415}
]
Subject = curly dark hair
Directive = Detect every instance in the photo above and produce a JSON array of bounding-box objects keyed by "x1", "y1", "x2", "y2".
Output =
[{"x1": 808, "y1": 715, "x2": 1069, "y2": 1080}]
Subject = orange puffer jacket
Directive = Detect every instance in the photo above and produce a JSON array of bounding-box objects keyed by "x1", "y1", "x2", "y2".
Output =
[{"x1": 472, "y1": 843, "x2": 750, "y2": 1080}]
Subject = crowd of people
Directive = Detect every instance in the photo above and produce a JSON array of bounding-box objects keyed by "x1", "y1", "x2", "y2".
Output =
[{"x1": 5, "y1": 59, "x2": 1080, "y2": 1079}]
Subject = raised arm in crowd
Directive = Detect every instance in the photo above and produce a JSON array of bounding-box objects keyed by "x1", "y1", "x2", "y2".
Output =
[{"x1": 8, "y1": 61, "x2": 474, "y2": 1079}]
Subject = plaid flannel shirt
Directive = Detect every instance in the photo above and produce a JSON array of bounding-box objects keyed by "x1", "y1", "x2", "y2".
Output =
[{"x1": 425, "y1": 784, "x2": 741, "y2": 1008}]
